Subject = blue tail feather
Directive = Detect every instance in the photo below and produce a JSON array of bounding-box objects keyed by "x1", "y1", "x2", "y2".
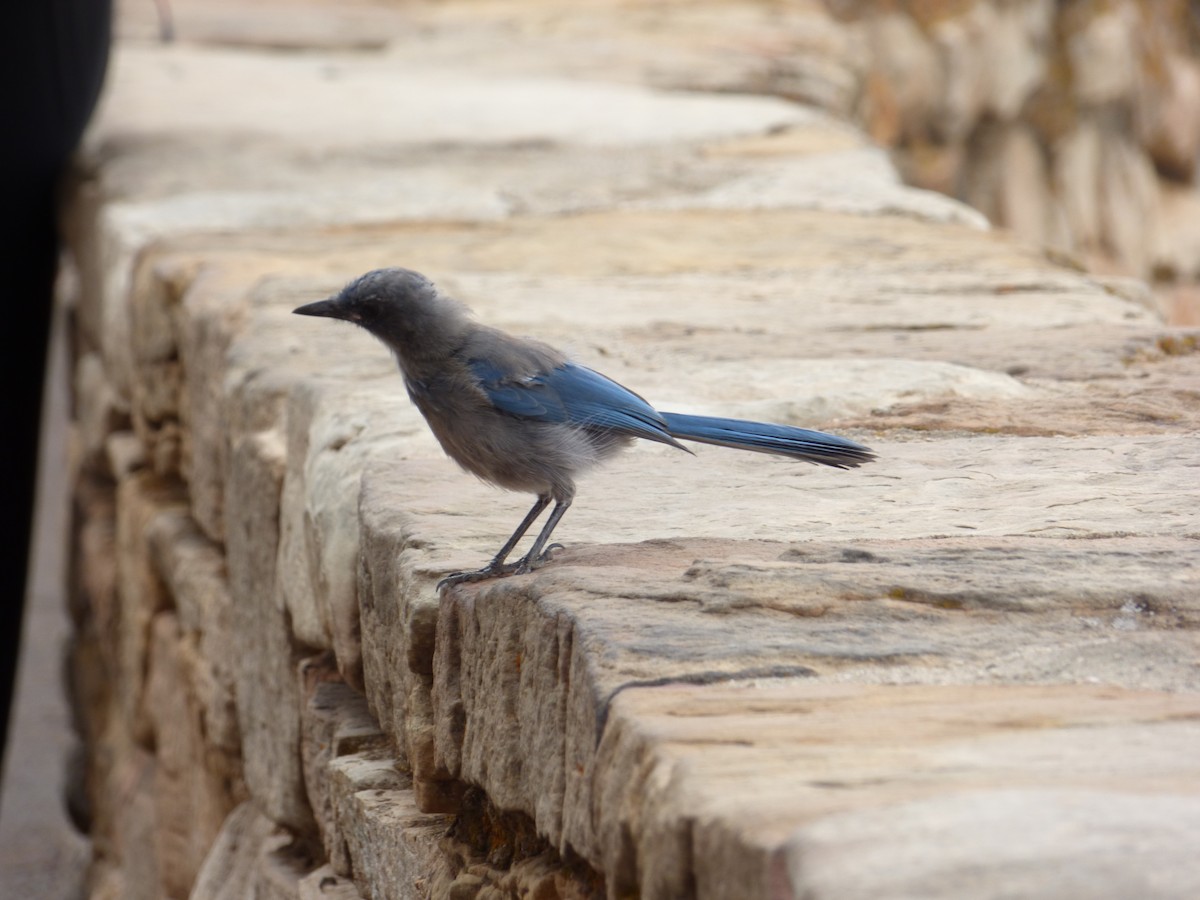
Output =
[{"x1": 660, "y1": 412, "x2": 874, "y2": 469}]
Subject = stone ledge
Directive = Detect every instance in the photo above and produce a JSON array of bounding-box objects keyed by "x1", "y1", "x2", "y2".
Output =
[
  {"x1": 418, "y1": 535, "x2": 1200, "y2": 887},
  {"x1": 64, "y1": 1, "x2": 1200, "y2": 898},
  {"x1": 595, "y1": 682, "x2": 1200, "y2": 899},
  {"x1": 71, "y1": 208, "x2": 1200, "y2": 900}
]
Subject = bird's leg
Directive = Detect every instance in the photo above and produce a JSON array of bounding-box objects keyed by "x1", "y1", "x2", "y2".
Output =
[
  {"x1": 513, "y1": 493, "x2": 573, "y2": 575},
  {"x1": 437, "y1": 494, "x2": 550, "y2": 589},
  {"x1": 485, "y1": 493, "x2": 552, "y2": 569}
]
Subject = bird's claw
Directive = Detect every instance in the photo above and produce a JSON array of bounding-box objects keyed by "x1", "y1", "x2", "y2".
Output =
[
  {"x1": 437, "y1": 544, "x2": 566, "y2": 590},
  {"x1": 437, "y1": 560, "x2": 521, "y2": 591},
  {"x1": 514, "y1": 543, "x2": 564, "y2": 574}
]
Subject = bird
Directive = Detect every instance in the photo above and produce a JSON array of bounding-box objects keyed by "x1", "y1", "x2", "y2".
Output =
[{"x1": 293, "y1": 268, "x2": 875, "y2": 588}]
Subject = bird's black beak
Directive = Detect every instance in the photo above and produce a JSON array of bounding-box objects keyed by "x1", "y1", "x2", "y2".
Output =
[{"x1": 293, "y1": 296, "x2": 346, "y2": 319}]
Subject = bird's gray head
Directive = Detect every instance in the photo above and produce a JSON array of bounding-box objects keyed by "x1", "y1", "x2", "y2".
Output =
[
  {"x1": 293, "y1": 268, "x2": 475, "y2": 373},
  {"x1": 293, "y1": 267, "x2": 446, "y2": 336}
]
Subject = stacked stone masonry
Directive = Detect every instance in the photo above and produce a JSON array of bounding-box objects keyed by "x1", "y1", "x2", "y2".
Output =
[
  {"x1": 822, "y1": 0, "x2": 1200, "y2": 324},
  {"x1": 66, "y1": 2, "x2": 1199, "y2": 899}
]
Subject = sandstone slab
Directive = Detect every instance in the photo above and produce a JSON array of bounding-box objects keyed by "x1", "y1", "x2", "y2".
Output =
[
  {"x1": 225, "y1": 431, "x2": 314, "y2": 832},
  {"x1": 191, "y1": 802, "x2": 292, "y2": 900},
  {"x1": 300, "y1": 665, "x2": 391, "y2": 873},
  {"x1": 599, "y1": 682, "x2": 1200, "y2": 899},
  {"x1": 329, "y1": 757, "x2": 454, "y2": 900},
  {"x1": 114, "y1": 472, "x2": 188, "y2": 746},
  {"x1": 144, "y1": 613, "x2": 240, "y2": 897}
]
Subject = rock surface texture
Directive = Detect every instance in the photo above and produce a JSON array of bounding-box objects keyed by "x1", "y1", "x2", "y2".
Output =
[
  {"x1": 825, "y1": 0, "x2": 1200, "y2": 325},
  {"x1": 64, "y1": 1, "x2": 1199, "y2": 899}
]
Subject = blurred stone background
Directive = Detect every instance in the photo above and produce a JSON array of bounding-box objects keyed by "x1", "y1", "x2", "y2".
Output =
[
  {"x1": 99, "y1": 0, "x2": 1200, "y2": 327},
  {"x1": 823, "y1": 0, "x2": 1200, "y2": 325}
]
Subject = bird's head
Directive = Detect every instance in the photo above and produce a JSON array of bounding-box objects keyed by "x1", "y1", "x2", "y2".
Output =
[
  {"x1": 293, "y1": 267, "x2": 475, "y2": 371},
  {"x1": 293, "y1": 267, "x2": 444, "y2": 336}
]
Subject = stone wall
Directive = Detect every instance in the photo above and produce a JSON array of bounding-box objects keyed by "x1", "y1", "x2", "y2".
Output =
[
  {"x1": 814, "y1": 0, "x2": 1200, "y2": 320},
  {"x1": 64, "y1": 1, "x2": 1200, "y2": 899}
]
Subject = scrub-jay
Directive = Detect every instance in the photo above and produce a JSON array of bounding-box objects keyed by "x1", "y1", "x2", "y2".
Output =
[{"x1": 294, "y1": 268, "x2": 874, "y2": 587}]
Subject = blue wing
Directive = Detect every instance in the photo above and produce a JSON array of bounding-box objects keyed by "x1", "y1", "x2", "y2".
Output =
[{"x1": 469, "y1": 359, "x2": 684, "y2": 449}]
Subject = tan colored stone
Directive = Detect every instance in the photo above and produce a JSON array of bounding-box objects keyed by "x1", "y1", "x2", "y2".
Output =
[
  {"x1": 144, "y1": 613, "x2": 241, "y2": 897},
  {"x1": 425, "y1": 530, "x2": 1198, "y2": 871},
  {"x1": 1000, "y1": 124, "x2": 1052, "y2": 244},
  {"x1": 276, "y1": 379, "x2": 415, "y2": 684},
  {"x1": 980, "y1": 0, "x2": 1051, "y2": 121},
  {"x1": 1099, "y1": 135, "x2": 1161, "y2": 277},
  {"x1": 96, "y1": 736, "x2": 161, "y2": 900},
  {"x1": 72, "y1": 475, "x2": 119, "y2": 669},
  {"x1": 1158, "y1": 283, "x2": 1200, "y2": 327},
  {"x1": 366, "y1": 430, "x2": 1200, "y2": 590},
  {"x1": 225, "y1": 431, "x2": 314, "y2": 832},
  {"x1": 174, "y1": 266, "x2": 253, "y2": 543},
  {"x1": 178, "y1": 265, "x2": 348, "y2": 545},
  {"x1": 1152, "y1": 183, "x2": 1200, "y2": 281},
  {"x1": 1054, "y1": 120, "x2": 1104, "y2": 251},
  {"x1": 298, "y1": 866, "x2": 366, "y2": 900},
  {"x1": 926, "y1": 2, "x2": 995, "y2": 141},
  {"x1": 1065, "y1": 2, "x2": 1139, "y2": 108},
  {"x1": 105, "y1": 430, "x2": 147, "y2": 480},
  {"x1": 447, "y1": 872, "x2": 486, "y2": 900},
  {"x1": 861, "y1": 14, "x2": 942, "y2": 143},
  {"x1": 1137, "y1": 55, "x2": 1200, "y2": 181},
  {"x1": 118, "y1": 1, "x2": 404, "y2": 52},
  {"x1": 115, "y1": 472, "x2": 188, "y2": 745},
  {"x1": 597, "y1": 683, "x2": 1200, "y2": 899},
  {"x1": 97, "y1": 41, "x2": 807, "y2": 153},
  {"x1": 74, "y1": 352, "x2": 131, "y2": 474},
  {"x1": 87, "y1": 862, "x2": 128, "y2": 900},
  {"x1": 742, "y1": 11, "x2": 864, "y2": 116},
  {"x1": 704, "y1": 122, "x2": 866, "y2": 162},
  {"x1": 128, "y1": 260, "x2": 185, "y2": 478},
  {"x1": 274, "y1": 383, "x2": 340, "y2": 651},
  {"x1": 357, "y1": 463, "x2": 452, "y2": 803},
  {"x1": 325, "y1": 751, "x2": 416, "y2": 878},
  {"x1": 300, "y1": 663, "x2": 390, "y2": 871},
  {"x1": 147, "y1": 508, "x2": 240, "y2": 751},
  {"x1": 642, "y1": 145, "x2": 986, "y2": 228},
  {"x1": 333, "y1": 777, "x2": 455, "y2": 900},
  {"x1": 255, "y1": 841, "x2": 311, "y2": 900},
  {"x1": 962, "y1": 122, "x2": 1052, "y2": 245},
  {"x1": 191, "y1": 803, "x2": 289, "y2": 900}
]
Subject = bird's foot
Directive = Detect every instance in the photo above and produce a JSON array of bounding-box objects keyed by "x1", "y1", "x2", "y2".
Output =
[
  {"x1": 511, "y1": 543, "x2": 565, "y2": 576},
  {"x1": 437, "y1": 560, "x2": 523, "y2": 590},
  {"x1": 437, "y1": 544, "x2": 566, "y2": 589}
]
